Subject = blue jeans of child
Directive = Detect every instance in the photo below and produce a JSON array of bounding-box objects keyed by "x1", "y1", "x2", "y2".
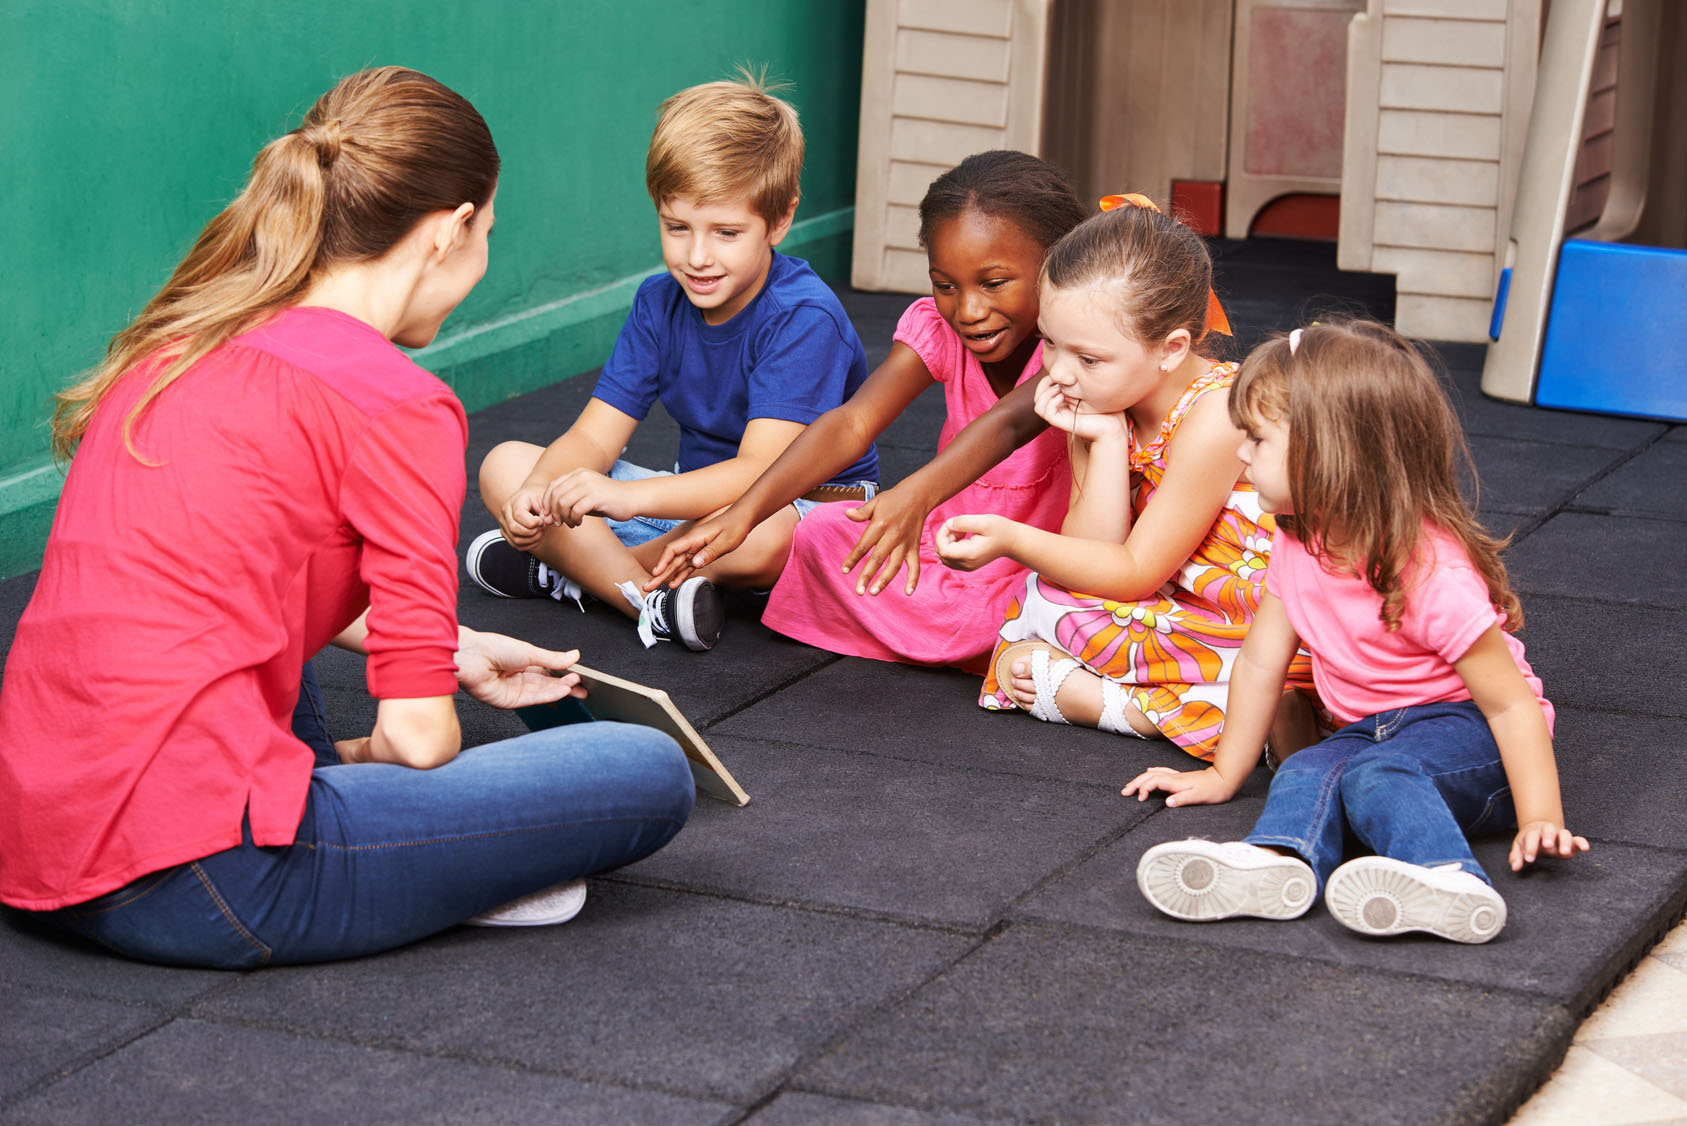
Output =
[
  {"x1": 605, "y1": 459, "x2": 877, "y2": 547},
  {"x1": 45, "y1": 664, "x2": 695, "y2": 969},
  {"x1": 1244, "y1": 700, "x2": 1516, "y2": 889}
]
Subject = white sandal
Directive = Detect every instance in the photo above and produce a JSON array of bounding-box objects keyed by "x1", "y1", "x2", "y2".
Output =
[
  {"x1": 1097, "y1": 680, "x2": 1146, "y2": 738},
  {"x1": 1024, "y1": 646, "x2": 1080, "y2": 724}
]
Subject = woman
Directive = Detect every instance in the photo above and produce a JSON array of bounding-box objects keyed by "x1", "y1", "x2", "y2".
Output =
[{"x1": 0, "y1": 67, "x2": 694, "y2": 968}]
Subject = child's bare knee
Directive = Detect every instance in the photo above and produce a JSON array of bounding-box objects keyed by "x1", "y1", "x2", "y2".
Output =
[{"x1": 478, "y1": 441, "x2": 540, "y2": 503}]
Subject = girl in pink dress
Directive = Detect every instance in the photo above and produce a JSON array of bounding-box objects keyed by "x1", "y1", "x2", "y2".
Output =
[
  {"x1": 935, "y1": 199, "x2": 1317, "y2": 759},
  {"x1": 648, "y1": 151, "x2": 1085, "y2": 670}
]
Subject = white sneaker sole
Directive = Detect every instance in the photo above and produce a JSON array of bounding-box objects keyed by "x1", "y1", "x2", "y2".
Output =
[
  {"x1": 465, "y1": 878, "x2": 588, "y2": 928},
  {"x1": 465, "y1": 529, "x2": 520, "y2": 599},
  {"x1": 1136, "y1": 840, "x2": 1316, "y2": 922},
  {"x1": 1324, "y1": 857, "x2": 1506, "y2": 944}
]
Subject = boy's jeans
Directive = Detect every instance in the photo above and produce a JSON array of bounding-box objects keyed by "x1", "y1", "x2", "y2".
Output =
[
  {"x1": 1245, "y1": 700, "x2": 1517, "y2": 889},
  {"x1": 604, "y1": 459, "x2": 877, "y2": 547},
  {"x1": 45, "y1": 663, "x2": 695, "y2": 969}
]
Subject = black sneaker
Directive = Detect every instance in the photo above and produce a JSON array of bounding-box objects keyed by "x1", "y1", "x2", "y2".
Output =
[
  {"x1": 465, "y1": 529, "x2": 579, "y2": 602},
  {"x1": 642, "y1": 576, "x2": 723, "y2": 651}
]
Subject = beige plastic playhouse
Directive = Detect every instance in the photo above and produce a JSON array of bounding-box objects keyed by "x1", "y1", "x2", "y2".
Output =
[{"x1": 851, "y1": 0, "x2": 1663, "y2": 348}]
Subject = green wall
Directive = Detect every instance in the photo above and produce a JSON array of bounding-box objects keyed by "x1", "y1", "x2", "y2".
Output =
[{"x1": 0, "y1": 1, "x2": 865, "y2": 580}]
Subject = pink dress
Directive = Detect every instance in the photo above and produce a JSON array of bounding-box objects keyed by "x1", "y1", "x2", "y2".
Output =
[{"x1": 761, "y1": 298, "x2": 1070, "y2": 671}]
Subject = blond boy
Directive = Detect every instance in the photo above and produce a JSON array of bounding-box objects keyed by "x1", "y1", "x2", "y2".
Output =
[{"x1": 469, "y1": 77, "x2": 877, "y2": 650}]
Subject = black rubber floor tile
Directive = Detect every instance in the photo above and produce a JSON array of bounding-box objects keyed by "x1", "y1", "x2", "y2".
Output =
[
  {"x1": 2, "y1": 1017, "x2": 731, "y2": 1126},
  {"x1": 799, "y1": 921, "x2": 1568, "y2": 1125},
  {"x1": 1519, "y1": 596, "x2": 1687, "y2": 720},
  {"x1": 747, "y1": 1092, "x2": 999, "y2": 1125},
  {"x1": 1553, "y1": 708, "x2": 1687, "y2": 848},
  {"x1": 1574, "y1": 440, "x2": 1687, "y2": 520},
  {"x1": 0, "y1": 910, "x2": 231, "y2": 1008},
  {"x1": 709, "y1": 657, "x2": 1256, "y2": 792},
  {"x1": 447, "y1": 588, "x2": 837, "y2": 730},
  {"x1": 190, "y1": 882, "x2": 972, "y2": 1104},
  {"x1": 705, "y1": 655, "x2": 1234, "y2": 790},
  {"x1": 1466, "y1": 434, "x2": 1625, "y2": 515},
  {"x1": 621, "y1": 734, "x2": 1147, "y2": 928},
  {"x1": 1019, "y1": 825, "x2": 1684, "y2": 1012},
  {"x1": 1438, "y1": 356, "x2": 1671, "y2": 449},
  {"x1": 1507, "y1": 512, "x2": 1686, "y2": 608},
  {"x1": 0, "y1": 984, "x2": 159, "y2": 1104}
]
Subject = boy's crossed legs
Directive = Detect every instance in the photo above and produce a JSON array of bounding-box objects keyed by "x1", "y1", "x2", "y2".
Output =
[{"x1": 470, "y1": 440, "x2": 800, "y2": 649}]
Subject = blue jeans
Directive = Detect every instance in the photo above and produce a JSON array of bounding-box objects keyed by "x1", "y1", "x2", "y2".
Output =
[
  {"x1": 605, "y1": 459, "x2": 877, "y2": 547},
  {"x1": 46, "y1": 664, "x2": 695, "y2": 968},
  {"x1": 1244, "y1": 700, "x2": 1516, "y2": 889}
]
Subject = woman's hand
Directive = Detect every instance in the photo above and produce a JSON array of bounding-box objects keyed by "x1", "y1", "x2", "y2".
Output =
[
  {"x1": 646, "y1": 508, "x2": 754, "y2": 591},
  {"x1": 454, "y1": 628, "x2": 587, "y2": 710},
  {"x1": 934, "y1": 513, "x2": 1019, "y2": 572},
  {"x1": 1509, "y1": 820, "x2": 1590, "y2": 871},
  {"x1": 1121, "y1": 766, "x2": 1241, "y2": 807},
  {"x1": 839, "y1": 486, "x2": 931, "y2": 595}
]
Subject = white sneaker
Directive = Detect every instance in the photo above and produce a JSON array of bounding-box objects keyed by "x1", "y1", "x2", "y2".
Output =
[
  {"x1": 465, "y1": 878, "x2": 588, "y2": 928},
  {"x1": 1324, "y1": 857, "x2": 1506, "y2": 944},
  {"x1": 1136, "y1": 840, "x2": 1317, "y2": 922}
]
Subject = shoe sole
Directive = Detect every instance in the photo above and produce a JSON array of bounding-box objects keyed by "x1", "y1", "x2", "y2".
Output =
[
  {"x1": 465, "y1": 529, "x2": 524, "y2": 599},
  {"x1": 1324, "y1": 856, "x2": 1506, "y2": 943},
  {"x1": 1136, "y1": 840, "x2": 1316, "y2": 922},
  {"x1": 465, "y1": 878, "x2": 588, "y2": 928},
  {"x1": 675, "y1": 576, "x2": 722, "y2": 652}
]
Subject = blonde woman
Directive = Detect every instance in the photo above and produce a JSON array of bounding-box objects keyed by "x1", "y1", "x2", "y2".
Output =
[{"x1": 0, "y1": 68, "x2": 693, "y2": 968}]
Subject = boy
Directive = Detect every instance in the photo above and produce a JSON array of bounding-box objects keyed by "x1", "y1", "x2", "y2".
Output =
[{"x1": 468, "y1": 76, "x2": 877, "y2": 651}]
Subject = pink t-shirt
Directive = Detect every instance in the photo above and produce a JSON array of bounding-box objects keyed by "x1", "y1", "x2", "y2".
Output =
[
  {"x1": 0, "y1": 307, "x2": 468, "y2": 910},
  {"x1": 1265, "y1": 524, "x2": 1552, "y2": 729}
]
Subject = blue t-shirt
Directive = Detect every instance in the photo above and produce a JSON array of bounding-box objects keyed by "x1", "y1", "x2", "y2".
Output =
[{"x1": 592, "y1": 252, "x2": 878, "y2": 484}]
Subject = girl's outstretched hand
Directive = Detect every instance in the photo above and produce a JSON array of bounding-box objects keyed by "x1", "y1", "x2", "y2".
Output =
[
  {"x1": 840, "y1": 487, "x2": 929, "y2": 596},
  {"x1": 1121, "y1": 765, "x2": 1240, "y2": 807},
  {"x1": 934, "y1": 513, "x2": 1016, "y2": 571},
  {"x1": 1509, "y1": 821, "x2": 1591, "y2": 871},
  {"x1": 646, "y1": 509, "x2": 752, "y2": 592}
]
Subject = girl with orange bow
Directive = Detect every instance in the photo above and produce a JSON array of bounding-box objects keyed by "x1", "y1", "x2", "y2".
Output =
[{"x1": 935, "y1": 197, "x2": 1317, "y2": 758}]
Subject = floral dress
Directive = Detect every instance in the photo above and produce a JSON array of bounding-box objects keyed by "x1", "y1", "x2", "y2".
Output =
[{"x1": 979, "y1": 363, "x2": 1316, "y2": 759}]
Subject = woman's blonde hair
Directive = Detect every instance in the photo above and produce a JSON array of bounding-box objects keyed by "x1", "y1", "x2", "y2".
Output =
[
  {"x1": 52, "y1": 66, "x2": 498, "y2": 461},
  {"x1": 1229, "y1": 318, "x2": 1522, "y2": 632}
]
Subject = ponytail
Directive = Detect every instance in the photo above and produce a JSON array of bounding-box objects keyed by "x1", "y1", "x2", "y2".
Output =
[{"x1": 52, "y1": 67, "x2": 497, "y2": 461}]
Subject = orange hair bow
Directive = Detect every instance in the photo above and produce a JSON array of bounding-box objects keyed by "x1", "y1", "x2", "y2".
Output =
[{"x1": 1098, "y1": 193, "x2": 1232, "y2": 337}]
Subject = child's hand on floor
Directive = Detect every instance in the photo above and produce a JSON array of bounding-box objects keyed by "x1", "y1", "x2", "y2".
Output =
[
  {"x1": 544, "y1": 468, "x2": 636, "y2": 526},
  {"x1": 841, "y1": 487, "x2": 930, "y2": 595},
  {"x1": 499, "y1": 485, "x2": 556, "y2": 549},
  {"x1": 934, "y1": 513, "x2": 1018, "y2": 571},
  {"x1": 1121, "y1": 765, "x2": 1242, "y2": 807},
  {"x1": 1509, "y1": 820, "x2": 1591, "y2": 871}
]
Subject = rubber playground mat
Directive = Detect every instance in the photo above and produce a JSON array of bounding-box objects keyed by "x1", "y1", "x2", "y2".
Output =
[{"x1": 2, "y1": 240, "x2": 1683, "y2": 1124}]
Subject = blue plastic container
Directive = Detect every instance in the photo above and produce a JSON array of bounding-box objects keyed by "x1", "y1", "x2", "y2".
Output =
[{"x1": 1536, "y1": 238, "x2": 1687, "y2": 421}]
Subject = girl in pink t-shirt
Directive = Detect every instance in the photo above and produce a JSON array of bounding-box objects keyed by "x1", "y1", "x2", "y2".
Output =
[
  {"x1": 1124, "y1": 320, "x2": 1588, "y2": 944},
  {"x1": 648, "y1": 151, "x2": 1084, "y2": 669}
]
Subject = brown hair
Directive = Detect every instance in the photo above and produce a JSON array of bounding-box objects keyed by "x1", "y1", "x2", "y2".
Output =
[
  {"x1": 1038, "y1": 202, "x2": 1214, "y2": 352},
  {"x1": 1229, "y1": 319, "x2": 1522, "y2": 632},
  {"x1": 916, "y1": 150, "x2": 1086, "y2": 255},
  {"x1": 644, "y1": 70, "x2": 803, "y2": 229},
  {"x1": 52, "y1": 66, "x2": 499, "y2": 461}
]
